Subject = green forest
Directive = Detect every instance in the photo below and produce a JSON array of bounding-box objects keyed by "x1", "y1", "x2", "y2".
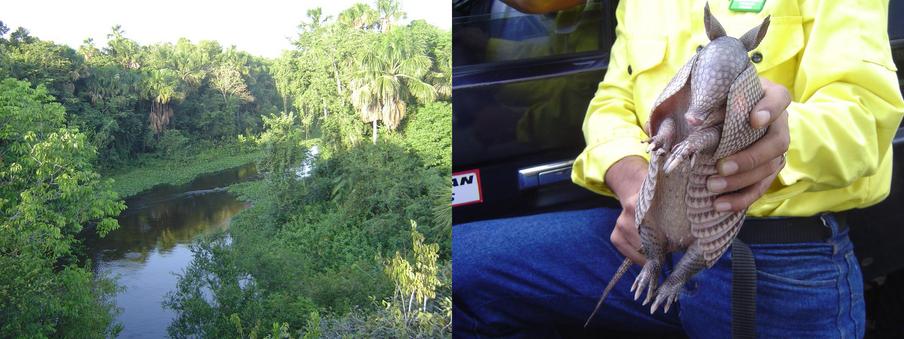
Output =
[{"x1": 0, "y1": 0, "x2": 451, "y2": 337}]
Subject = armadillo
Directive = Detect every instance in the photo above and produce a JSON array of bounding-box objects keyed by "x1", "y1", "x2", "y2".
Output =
[{"x1": 585, "y1": 4, "x2": 772, "y2": 326}]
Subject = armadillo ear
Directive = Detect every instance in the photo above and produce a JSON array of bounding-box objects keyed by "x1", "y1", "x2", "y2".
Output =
[
  {"x1": 740, "y1": 16, "x2": 771, "y2": 51},
  {"x1": 704, "y1": 3, "x2": 726, "y2": 41}
]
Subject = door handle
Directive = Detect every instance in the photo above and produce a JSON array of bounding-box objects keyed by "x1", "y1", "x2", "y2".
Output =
[{"x1": 518, "y1": 160, "x2": 575, "y2": 190}]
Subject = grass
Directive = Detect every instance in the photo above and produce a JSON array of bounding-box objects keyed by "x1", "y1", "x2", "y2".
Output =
[{"x1": 105, "y1": 146, "x2": 263, "y2": 198}]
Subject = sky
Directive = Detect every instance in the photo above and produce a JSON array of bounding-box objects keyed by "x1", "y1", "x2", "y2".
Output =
[{"x1": 2, "y1": 0, "x2": 451, "y2": 58}]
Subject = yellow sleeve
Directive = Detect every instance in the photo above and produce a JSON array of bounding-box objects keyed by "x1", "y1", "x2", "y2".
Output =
[
  {"x1": 571, "y1": 1, "x2": 649, "y2": 197},
  {"x1": 778, "y1": 0, "x2": 904, "y2": 192}
]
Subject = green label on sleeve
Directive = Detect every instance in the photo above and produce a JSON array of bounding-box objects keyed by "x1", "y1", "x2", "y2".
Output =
[{"x1": 729, "y1": 0, "x2": 766, "y2": 13}]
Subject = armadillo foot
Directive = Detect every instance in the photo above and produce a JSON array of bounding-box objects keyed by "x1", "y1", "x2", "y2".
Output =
[
  {"x1": 631, "y1": 259, "x2": 661, "y2": 305},
  {"x1": 646, "y1": 135, "x2": 672, "y2": 154},
  {"x1": 649, "y1": 279, "x2": 683, "y2": 314},
  {"x1": 664, "y1": 125, "x2": 721, "y2": 174},
  {"x1": 663, "y1": 141, "x2": 691, "y2": 174}
]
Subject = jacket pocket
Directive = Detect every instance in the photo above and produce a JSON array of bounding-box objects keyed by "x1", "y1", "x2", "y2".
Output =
[
  {"x1": 626, "y1": 38, "x2": 667, "y2": 80},
  {"x1": 750, "y1": 15, "x2": 804, "y2": 74}
]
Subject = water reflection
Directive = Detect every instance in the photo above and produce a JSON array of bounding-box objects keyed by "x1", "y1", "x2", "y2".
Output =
[
  {"x1": 94, "y1": 191, "x2": 246, "y2": 262},
  {"x1": 86, "y1": 162, "x2": 258, "y2": 338}
]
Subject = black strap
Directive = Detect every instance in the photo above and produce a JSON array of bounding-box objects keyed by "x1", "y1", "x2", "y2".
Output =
[
  {"x1": 731, "y1": 238, "x2": 757, "y2": 339},
  {"x1": 739, "y1": 215, "x2": 833, "y2": 244}
]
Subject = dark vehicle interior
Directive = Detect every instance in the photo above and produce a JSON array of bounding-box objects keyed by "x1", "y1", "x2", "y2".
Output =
[{"x1": 452, "y1": 0, "x2": 904, "y2": 336}]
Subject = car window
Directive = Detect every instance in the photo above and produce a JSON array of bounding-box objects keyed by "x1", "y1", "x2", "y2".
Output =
[{"x1": 453, "y1": 0, "x2": 608, "y2": 67}]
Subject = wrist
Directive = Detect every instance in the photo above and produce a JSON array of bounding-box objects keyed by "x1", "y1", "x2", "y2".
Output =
[{"x1": 605, "y1": 156, "x2": 648, "y2": 201}]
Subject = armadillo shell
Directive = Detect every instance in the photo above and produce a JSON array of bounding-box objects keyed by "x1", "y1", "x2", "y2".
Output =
[{"x1": 690, "y1": 63, "x2": 768, "y2": 267}]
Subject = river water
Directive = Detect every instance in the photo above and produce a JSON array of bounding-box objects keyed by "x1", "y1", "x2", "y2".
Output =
[{"x1": 86, "y1": 163, "x2": 259, "y2": 338}]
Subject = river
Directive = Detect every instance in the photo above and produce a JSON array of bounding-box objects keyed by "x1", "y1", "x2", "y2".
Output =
[{"x1": 85, "y1": 163, "x2": 259, "y2": 338}]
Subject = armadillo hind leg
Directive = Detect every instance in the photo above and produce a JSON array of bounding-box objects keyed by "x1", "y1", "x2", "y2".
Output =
[
  {"x1": 650, "y1": 245, "x2": 707, "y2": 314},
  {"x1": 631, "y1": 225, "x2": 666, "y2": 306},
  {"x1": 647, "y1": 116, "x2": 677, "y2": 153},
  {"x1": 663, "y1": 125, "x2": 722, "y2": 175}
]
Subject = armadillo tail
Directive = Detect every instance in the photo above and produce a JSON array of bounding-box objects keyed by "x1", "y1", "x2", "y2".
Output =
[{"x1": 584, "y1": 257, "x2": 634, "y2": 328}]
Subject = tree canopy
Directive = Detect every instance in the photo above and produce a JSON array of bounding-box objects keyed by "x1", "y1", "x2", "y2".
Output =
[{"x1": 0, "y1": 78, "x2": 125, "y2": 337}]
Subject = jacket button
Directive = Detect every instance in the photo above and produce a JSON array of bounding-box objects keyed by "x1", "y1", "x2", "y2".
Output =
[
  {"x1": 696, "y1": 45, "x2": 703, "y2": 52},
  {"x1": 627, "y1": 65, "x2": 633, "y2": 75},
  {"x1": 751, "y1": 51, "x2": 763, "y2": 63}
]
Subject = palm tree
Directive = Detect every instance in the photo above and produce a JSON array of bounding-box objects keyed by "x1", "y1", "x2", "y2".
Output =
[
  {"x1": 376, "y1": 0, "x2": 405, "y2": 32},
  {"x1": 172, "y1": 38, "x2": 208, "y2": 91},
  {"x1": 105, "y1": 25, "x2": 141, "y2": 69},
  {"x1": 143, "y1": 68, "x2": 184, "y2": 136},
  {"x1": 299, "y1": 8, "x2": 330, "y2": 33},
  {"x1": 350, "y1": 31, "x2": 435, "y2": 144},
  {"x1": 339, "y1": 3, "x2": 379, "y2": 30}
]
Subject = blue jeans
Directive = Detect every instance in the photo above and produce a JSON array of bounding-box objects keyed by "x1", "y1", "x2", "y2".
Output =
[{"x1": 452, "y1": 208, "x2": 865, "y2": 338}]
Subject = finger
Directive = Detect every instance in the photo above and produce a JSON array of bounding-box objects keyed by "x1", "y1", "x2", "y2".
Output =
[
  {"x1": 611, "y1": 231, "x2": 645, "y2": 265},
  {"x1": 718, "y1": 110, "x2": 789, "y2": 175},
  {"x1": 714, "y1": 165, "x2": 781, "y2": 212},
  {"x1": 615, "y1": 216, "x2": 641, "y2": 250},
  {"x1": 751, "y1": 78, "x2": 792, "y2": 128},
  {"x1": 618, "y1": 212, "x2": 642, "y2": 249},
  {"x1": 612, "y1": 220, "x2": 645, "y2": 265},
  {"x1": 708, "y1": 156, "x2": 784, "y2": 193}
]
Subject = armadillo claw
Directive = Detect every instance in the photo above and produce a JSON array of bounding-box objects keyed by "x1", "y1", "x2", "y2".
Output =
[
  {"x1": 664, "y1": 141, "x2": 700, "y2": 175},
  {"x1": 663, "y1": 153, "x2": 685, "y2": 175},
  {"x1": 649, "y1": 281, "x2": 682, "y2": 314},
  {"x1": 632, "y1": 260, "x2": 661, "y2": 304},
  {"x1": 646, "y1": 135, "x2": 673, "y2": 154}
]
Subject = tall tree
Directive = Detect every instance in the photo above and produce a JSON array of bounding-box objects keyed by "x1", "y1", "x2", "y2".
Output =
[
  {"x1": 171, "y1": 38, "x2": 209, "y2": 91},
  {"x1": 78, "y1": 38, "x2": 100, "y2": 62},
  {"x1": 299, "y1": 7, "x2": 329, "y2": 32},
  {"x1": 350, "y1": 30, "x2": 435, "y2": 144},
  {"x1": 144, "y1": 68, "x2": 184, "y2": 136},
  {"x1": 210, "y1": 58, "x2": 254, "y2": 136},
  {"x1": 339, "y1": 3, "x2": 379, "y2": 31},
  {"x1": 4, "y1": 36, "x2": 84, "y2": 105},
  {"x1": 408, "y1": 20, "x2": 452, "y2": 100},
  {"x1": 105, "y1": 25, "x2": 141, "y2": 69},
  {"x1": 376, "y1": 0, "x2": 405, "y2": 32}
]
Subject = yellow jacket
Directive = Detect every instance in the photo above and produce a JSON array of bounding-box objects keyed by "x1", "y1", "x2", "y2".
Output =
[{"x1": 572, "y1": 0, "x2": 904, "y2": 216}]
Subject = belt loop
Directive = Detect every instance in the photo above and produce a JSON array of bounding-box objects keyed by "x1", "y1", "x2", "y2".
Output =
[
  {"x1": 819, "y1": 213, "x2": 838, "y2": 254},
  {"x1": 819, "y1": 213, "x2": 836, "y2": 236}
]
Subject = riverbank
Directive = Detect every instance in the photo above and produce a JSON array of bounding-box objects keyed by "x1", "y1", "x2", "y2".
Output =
[
  {"x1": 88, "y1": 163, "x2": 257, "y2": 338},
  {"x1": 106, "y1": 146, "x2": 263, "y2": 198}
]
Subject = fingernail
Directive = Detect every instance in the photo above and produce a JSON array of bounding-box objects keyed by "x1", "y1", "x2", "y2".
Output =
[
  {"x1": 719, "y1": 160, "x2": 738, "y2": 175},
  {"x1": 753, "y1": 110, "x2": 770, "y2": 127},
  {"x1": 707, "y1": 178, "x2": 727, "y2": 192},
  {"x1": 715, "y1": 202, "x2": 731, "y2": 212}
]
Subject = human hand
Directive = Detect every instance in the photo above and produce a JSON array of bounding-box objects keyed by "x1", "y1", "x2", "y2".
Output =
[
  {"x1": 706, "y1": 78, "x2": 791, "y2": 211},
  {"x1": 605, "y1": 156, "x2": 649, "y2": 264}
]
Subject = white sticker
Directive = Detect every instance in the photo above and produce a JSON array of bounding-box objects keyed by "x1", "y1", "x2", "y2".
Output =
[{"x1": 451, "y1": 169, "x2": 483, "y2": 207}]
